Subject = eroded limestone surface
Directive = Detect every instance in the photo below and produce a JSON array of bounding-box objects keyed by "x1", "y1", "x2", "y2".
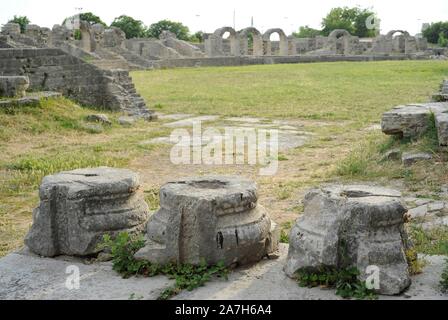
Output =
[
  {"x1": 135, "y1": 176, "x2": 279, "y2": 266},
  {"x1": 285, "y1": 185, "x2": 411, "y2": 295},
  {"x1": 0, "y1": 76, "x2": 29, "y2": 97},
  {"x1": 25, "y1": 167, "x2": 150, "y2": 257},
  {"x1": 381, "y1": 102, "x2": 448, "y2": 146}
]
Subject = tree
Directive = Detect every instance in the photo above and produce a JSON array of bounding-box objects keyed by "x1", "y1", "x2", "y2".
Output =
[
  {"x1": 8, "y1": 15, "x2": 30, "y2": 33},
  {"x1": 110, "y1": 15, "x2": 146, "y2": 39},
  {"x1": 190, "y1": 31, "x2": 204, "y2": 43},
  {"x1": 422, "y1": 22, "x2": 448, "y2": 45},
  {"x1": 438, "y1": 32, "x2": 448, "y2": 47},
  {"x1": 146, "y1": 20, "x2": 190, "y2": 41},
  {"x1": 321, "y1": 6, "x2": 377, "y2": 37},
  {"x1": 79, "y1": 12, "x2": 106, "y2": 26},
  {"x1": 292, "y1": 26, "x2": 322, "y2": 38}
]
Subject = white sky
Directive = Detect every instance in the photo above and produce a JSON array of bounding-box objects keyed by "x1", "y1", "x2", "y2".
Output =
[{"x1": 1, "y1": 0, "x2": 447, "y2": 36}]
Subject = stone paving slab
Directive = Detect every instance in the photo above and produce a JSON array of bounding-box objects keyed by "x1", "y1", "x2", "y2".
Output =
[
  {"x1": 1, "y1": 245, "x2": 446, "y2": 300},
  {"x1": 142, "y1": 128, "x2": 309, "y2": 152},
  {"x1": 175, "y1": 245, "x2": 448, "y2": 301},
  {"x1": 0, "y1": 249, "x2": 173, "y2": 300}
]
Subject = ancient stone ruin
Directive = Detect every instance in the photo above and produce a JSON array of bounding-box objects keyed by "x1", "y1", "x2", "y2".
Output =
[
  {"x1": 25, "y1": 167, "x2": 151, "y2": 257},
  {"x1": 0, "y1": 23, "x2": 156, "y2": 119},
  {"x1": 284, "y1": 185, "x2": 412, "y2": 295},
  {"x1": 0, "y1": 19, "x2": 435, "y2": 116},
  {"x1": 134, "y1": 176, "x2": 279, "y2": 266},
  {"x1": 382, "y1": 101, "x2": 448, "y2": 146},
  {"x1": 0, "y1": 76, "x2": 29, "y2": 97},
  {"x1": 0, "y1": 22, "x2": 431, "y2": 71},
  {"x1": 381, "y1": 82, "x2": 448, "y2": 167}
]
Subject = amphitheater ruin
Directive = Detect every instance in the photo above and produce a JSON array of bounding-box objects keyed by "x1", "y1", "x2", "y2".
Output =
[
  {"x1": 0, "y1": 21, "x2": 433, "y2": 70},
  {"x1": 1, "y1": 16, "x2": 448, "y2": 301},
  {"x1": 0, "y1": 20, "x2": 440, "y2": 115}
]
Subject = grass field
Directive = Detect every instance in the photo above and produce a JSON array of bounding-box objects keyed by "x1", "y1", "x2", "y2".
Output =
[
  {"x1": 1, "y1": 60, "x2": 448, "y2": 257},
  {"x1": 133, "y1": 61, "x2": 448, "y2": 123}
]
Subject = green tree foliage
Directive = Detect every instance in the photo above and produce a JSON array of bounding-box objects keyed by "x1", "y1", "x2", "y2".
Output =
[
  {"x1": 422, "y1": 22, "x2": 448, "y2": 46},
  {"x1": 190, "y1": 31, "x2": 204, "y2": 43},
  {"x1": 146, "y1": 19, "x2": 190, "y2": 41},
  {"x1": 79, "y1": 12, "x2": 106, "y2": 26},
  {"x1": 8, "y1": 15, "x2": 30, "y2": 33},
  {"x1": 321, "y1": 6, "x2": 377, "y2": 37},
  {"x1": 111, "y1": 15, "x2": 146, "y2": 39},
  {"x1": 439, "y1": 33, "x2": 448, "y2": 47},
  {"x1": 292, "y1": 26, "x2": 322, "y2": 38}
]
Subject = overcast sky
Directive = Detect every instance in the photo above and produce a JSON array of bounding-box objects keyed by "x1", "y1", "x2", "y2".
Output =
[{"x1": 1, "y1": 0, "x2": 447, "y2": 35}]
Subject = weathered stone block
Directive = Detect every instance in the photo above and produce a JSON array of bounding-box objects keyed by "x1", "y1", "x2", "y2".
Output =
[
  {"x1": 435, "y1": 112, "x2": 448, "y2": 146},
  {"x1": 86, "y1": 114, "x2": 112, "y2": 125},
  {"x1": 381, "y1": 148, "x2": 402, "y2": 161},
  {"x1": 0, "y1": 76, "x2": 29, "y2": 98},
  {"x1": 1, "y1": 23, "x2": 21, "y2": 35},
  {"x1": 135, "y1": 176, "x2": 278, "y2": 266},
  {"x1": 285, "y1": 185, "x2": 411, "y2": 295},
  {"x1": 25, "y1": 167, "x2": 150, "y2": 257},
  {"x1": 381, "y1": 104, "x2": 432, "y2": 138},
  {"x1": 402, "y1": 152, "x2": 433, "y2": 166},
  {"x1": 381, "y1": 102, "x2": 448, "y2": 147},
  {"x1": 118, "y1": 116, "x2": 136, "y2": 126},
  {"x1": 0, "y1": 48, "x2": 155, "y2": 119}
]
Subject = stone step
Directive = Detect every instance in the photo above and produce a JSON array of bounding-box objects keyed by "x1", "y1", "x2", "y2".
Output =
[{"x1": 90, "y1": 59, "x2": 130, "y2": 71}]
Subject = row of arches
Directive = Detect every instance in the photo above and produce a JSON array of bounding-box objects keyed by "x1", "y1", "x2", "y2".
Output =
[{"x1": 207, "y1": 26, "x2": 289, "y2": 57}]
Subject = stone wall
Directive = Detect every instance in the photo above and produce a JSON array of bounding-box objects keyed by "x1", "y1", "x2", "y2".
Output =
[
  {"x1": 0, "y1": 22, "x2": 433, "y2": 73},
  {"x1": 0, "y1": 48, "x2": 153, "y2": 118},
  {"x1": 153, "y1": 54, "x2": 429, "y2": 69},
  {"x1": 204, "y1": 27, "x2": 427, "y2": 58}
]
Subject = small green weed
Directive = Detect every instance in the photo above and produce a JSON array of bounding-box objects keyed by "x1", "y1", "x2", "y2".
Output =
[
  {"x1": 280, "y1": 221, "x2": 293, "y2": 244},
  {"x1": 100, "y1": 232, "x2": 229, "y2": 300},
  {"x1": 296, "y1": 266, "x2": 377, "y2": 300},
  {"x1": 409, "y1": 225, "x2": 448, "y2": 256},
  {"x1": 144, "y1": 188, "x2": 160, "y2": 211}
]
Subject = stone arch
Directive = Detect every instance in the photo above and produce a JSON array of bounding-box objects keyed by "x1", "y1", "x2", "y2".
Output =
[
  {"x1": 329, "y1": 29, "x2": 351, "y2": 39},
  {"x1": 386, "y1": 30, "x2": 411, "y2": 54},
  {"x1": 238, "y1": 27, "x2": 263, "y2": 56},
  {"x1": 386, "y1": 30, "x2": 410, "y2": 39},
  {"x1": 213, "y1": 27, "x2": 239, "y2": 56},
  {"x1": 328, "y1": 29, "x2": 351, "y2": 54},
  {"x1": 263, "y1": 28, "x2": 288, "y2": 56}
]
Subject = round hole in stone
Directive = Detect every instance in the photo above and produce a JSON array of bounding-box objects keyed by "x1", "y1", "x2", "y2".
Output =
[{"x1": 189, "y1": 180, "x2": 228, "y2": 189}]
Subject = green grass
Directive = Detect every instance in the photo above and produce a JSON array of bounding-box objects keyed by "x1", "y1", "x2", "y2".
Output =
[
  {"x1": 1, "y1": 60, "x2": 448, "y2": 258},
  {"x1": 334, "y1": 119, "x2": 448, "y2": 194},
  {"x1": 0, "y1": 96, "x2": 170, "y2": 257},
  {"x1": 409, "y1": 225, "x2": 448, "y2": 256},
  {"x1": 0, "y1": 97, "x2": 115, "y2": 141},
  {"x1": 132, "y1": 61, "x2": 448, "y2": 123}
]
